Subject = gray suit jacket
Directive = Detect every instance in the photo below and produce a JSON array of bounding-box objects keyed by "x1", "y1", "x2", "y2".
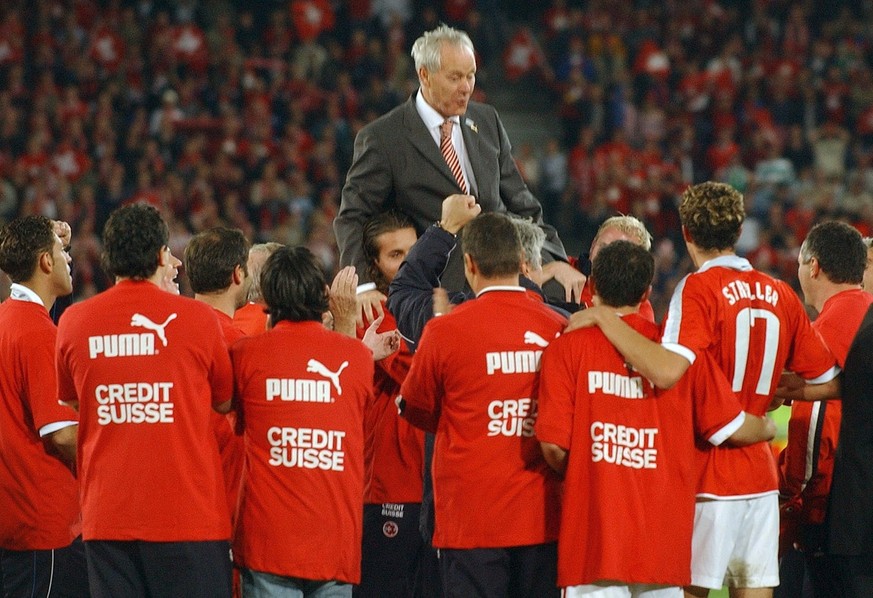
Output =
[{"x1": 335, "y1": 93, "x2": 567, "y2": 292}]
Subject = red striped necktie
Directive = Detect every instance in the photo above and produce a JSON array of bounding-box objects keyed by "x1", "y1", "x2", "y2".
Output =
[{"x1": 440, "y1": 119, "x2": 467, "y2": 193}]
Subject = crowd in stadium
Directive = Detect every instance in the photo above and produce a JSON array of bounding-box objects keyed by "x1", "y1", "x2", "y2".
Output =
[{"x1": 0, "y1": 0, "x2": 872, "y2": 313}]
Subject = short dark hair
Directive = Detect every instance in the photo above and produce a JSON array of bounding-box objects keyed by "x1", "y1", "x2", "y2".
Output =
[
  {"x1": 0, "y1": 215, "x2": 55, "y2": 283},
  {"x1": 261, "y1": 246, "x2": 329, "y2": 324},
  {"x1": 102, "y1": 204, "x2": 168, "y2": 279},
  {"x1": 461, "y1": 212, "x2": 522, "y2": 278},
  {"x1": 679, "y1": 182, "x2": 745, "y2": 251},
  {"x1": 591, "y1": 240, "x2": 654, "y2": 308},
  {"x1": 800, "y1": 221, "x2": 866, "y2": 284},
  {"x1": 362, "y1": 211, "x2": 414, "y2": 293},
  {"x1": 184, "y1": 227, "x2": 250, "y2": 294}
]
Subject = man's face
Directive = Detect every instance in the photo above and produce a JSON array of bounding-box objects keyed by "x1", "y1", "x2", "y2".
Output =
[
  {"x1": 797, "y1": 250, "x2": 814, "y2": 303},
  {"x1": 863, "y1": 247, "x2": 873, "y2": 295},
  {"x1": 159, "y1": 246, "x2": 182, "y2": 294},
  {"x1": 49, "y1": 233, "x2": 73, "y2": 296},
  {"x1": 375, "y1": 227, "x2": 417, "y2": 284},
  {"x1": 420, "y1": 43, "x2": 476, "y2": 117}
]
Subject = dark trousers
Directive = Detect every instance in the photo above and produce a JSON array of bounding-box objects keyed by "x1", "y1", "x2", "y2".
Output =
[
  {"x1": 356, "y1": 502, "x2": 424, "y2": 598},
  {"x1": 85, "y1": 539, "x2": 232, "y2": 598},
  {"x1": 439, "y1": 543, "x2": 559, "y2": 598},
  {"x1": 831, "y1": 553, "x2": 873, "y2": 598},
  {"x1": 0, "y1": 537, "x2": 89, "y2": 598}
]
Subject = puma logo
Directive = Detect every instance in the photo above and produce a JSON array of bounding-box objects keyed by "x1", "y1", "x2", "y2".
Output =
[
  {"x1": 523, "y1": 331, "x2": 550, "y2": 348},
  {"x1": 306, "y1": 359, "x2": 349, "y2": 396},
  {"x1": 130, "y1": 313, "x2": 177, "y2": 347}
]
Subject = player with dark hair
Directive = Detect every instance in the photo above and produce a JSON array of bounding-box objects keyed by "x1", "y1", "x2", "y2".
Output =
[
  {"x1": 355, "y1": 211, "x2": 425, "y2": 598},
  {"x1": 231, "y1": 246, "x2": 374, "y2": 598},
  {"x1": 0, "y1": 216, "x2": 89, "y2": 597},
  {"x1": 56, "y1": 204, "x2": 234, "y2": 597},
  {"x1": 538, "y1": 240, "x2": 775, "y2": 597},
  {"x1": 184, "y1": 226, "x2": 252, "y2": 544},
  {"x1": 399, "y1": 212, "x2": 565, "y2": 597}
]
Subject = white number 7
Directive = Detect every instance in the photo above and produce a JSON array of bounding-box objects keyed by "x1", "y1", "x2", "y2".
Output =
[{"x1": 733, "y1": 307, "x2": 781, "y2": 395}]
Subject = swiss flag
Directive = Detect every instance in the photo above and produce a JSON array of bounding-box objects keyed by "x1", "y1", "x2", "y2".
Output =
[{"x1": 503, "y1": 27, "x2": 544, "y2": 81}]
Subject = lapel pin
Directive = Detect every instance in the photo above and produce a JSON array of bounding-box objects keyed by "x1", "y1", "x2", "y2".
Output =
[{"x1": 466, "y1": 119, "x2": 478, "y2": 133}]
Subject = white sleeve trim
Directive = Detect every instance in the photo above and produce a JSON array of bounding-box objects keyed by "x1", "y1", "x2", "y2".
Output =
[
  {"x1": 662, "y1": 342, "x2": 697, "y2": 365},
  {"x1": 707, "y1": 412, "x2": 746, "y2": 446},
  {"x1": 39, "y1": 421, "x2": 77, "y2": 438},
  {"x1": 805, "y1": 365, "x2": 840, "y2": 384},
  {"x1": 356, "y1": 282, "x2": 378, "y2": 295}
]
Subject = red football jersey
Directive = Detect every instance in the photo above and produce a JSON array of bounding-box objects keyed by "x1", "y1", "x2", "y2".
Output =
[
  {"x1": 661, "y1": 256, "x2": 837, "y2": 498},
  {"x1": 56, "y1": 280, "x2": 233, "y2": 541},
  {"x1": 0, "y1": 297, "x2": 80, "y2": 550},
  {"x1": 781, "y1": 289, "x2": 873, "y2": 524},
  {"x1": 537, "y1": 314, "x2": 745, "y2": 587},
  {"x1": 356, "y1": 307, "x2": 423, "y2": 504},
  {"x1": 400, "y1": 287, "x2": 566, "y2": 549},
  {"x1": 231, "y1": 320, "x2": 373, "y2": 584}
]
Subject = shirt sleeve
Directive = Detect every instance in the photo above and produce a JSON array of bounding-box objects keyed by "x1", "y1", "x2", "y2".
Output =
[
  {"x1": 207, "y1": 313, "x2": 234, "y2": 407},
  {"x1": 685, "y1": 352, "x2": 746, "y2": 446},
  {"x1": 398, "y1": 321, "x2": 443, "y2": 433},
  {"x1": 534, "y1": 334, "x2": 578, "y2": 450},
  {"x1": 783, "y1": 291, "x2": 839, "y2": 383},
  {"x1": 28, "y1": 323, "x2": 78, "y2": 431}
]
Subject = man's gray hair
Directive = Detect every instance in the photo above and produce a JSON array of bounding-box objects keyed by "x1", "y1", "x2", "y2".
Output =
[
  {"x1": 510, "y1": 215, "x2": 545, "y2": 271},
  {"x1": 411, "y1": 24, "x2": 475, "y2": 72},
  {"x1": 247, "y1": 242, "x2": 283, "y2": 302}
]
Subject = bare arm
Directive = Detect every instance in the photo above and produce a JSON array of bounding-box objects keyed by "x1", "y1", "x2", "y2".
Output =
[
  {"x1": 724, "y1": 413, "x2": 777, "y2": 446},
  {"x1": 540, "y1": 441, "x2": 567, "y2": 476},
  {"x1": 774, "y1": 371, "x2": 841, "y2": 403},
  {"x1": 47, "y1": 424, "x2": 77, "y2": 464},
  {"x1": 213, "y1": 399, "x2": 232, "y2": 414},
  {"x1": 566, "y1": 306, "x2": 691, "y2": 388}
]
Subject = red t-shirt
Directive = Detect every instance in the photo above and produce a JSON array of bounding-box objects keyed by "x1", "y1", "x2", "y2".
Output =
[
  {"x1": 400, "y1": 287, "x2": 566, "y2": 549},
  {"x1": 231, "y1": 320, "x2": 372, "y2": 583},
  {"x1": 661, "y1": 256, "x2": 837, "y2": 498},
  {"x1": 0, "y1": 298, "x2": 80, "y2": 550},
  {"x1": 56, "y1": 280, "x2": 233, "y2": 541},
  {"x1": 356, "y1": 307, "x2": 423, "y2": 504},
  {"x1": 537, "y1": 314, "x2": 745, "y2": 587},
  {"x1": 781, "y1": 289, "x2": 873, "y2": 524},
  {"x1": 213, "y1": 309, "x2": 247, "y2": 522},
  {"x1": 233, "y1": 301, "x2": 269, "y2": 337}
]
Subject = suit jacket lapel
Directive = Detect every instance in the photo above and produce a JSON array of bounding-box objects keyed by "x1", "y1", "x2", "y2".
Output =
[
  {"x1": 460, "y1": 114, "x2": 482, "y2": 197},
  {"x1": 403, "y1": 96, "x2": 457, "y2": 187}
]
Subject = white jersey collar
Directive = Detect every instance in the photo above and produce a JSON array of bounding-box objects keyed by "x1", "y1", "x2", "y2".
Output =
[
  {"x1": 697, "y1": 254, "x2": 753, "y2": 273},
  {"x1": 9, "y1": 283, "x2": 45, "y2": 307}
]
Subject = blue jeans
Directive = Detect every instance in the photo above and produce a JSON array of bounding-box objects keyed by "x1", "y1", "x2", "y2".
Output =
[{"x1": 241, "y1": 568, "x2": 351, "y2": 598}]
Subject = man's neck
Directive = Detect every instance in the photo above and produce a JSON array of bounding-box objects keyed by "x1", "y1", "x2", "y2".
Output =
[
  {"x1": 194, "y1": 292, "x2": 237, "y2": 318},
  {"x1": 472, "y1": 276, "x2": 521, "y2": 295},
  {"x1": 690, "y1": 245, "x2": 735, "y2": 269},
  {"x1": 812, "y1": 282, "x2": 863, "y2": 314}
]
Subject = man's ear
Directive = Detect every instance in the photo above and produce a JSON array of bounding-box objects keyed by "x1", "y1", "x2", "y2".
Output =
[
  {"x1": 38, "y1": 251, "x2": 53, "y2": 275},
  {"x1": 233, "y1": 264, "x2": 244, "y2": 285},
  {"x1": 463, "y1": 253, "x2": 476, "y2": 276}
]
